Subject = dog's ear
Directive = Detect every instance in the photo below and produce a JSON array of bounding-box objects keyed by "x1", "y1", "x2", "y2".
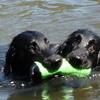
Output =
[
  {"x1": 97, "y1": 51, "x2": 100, "y2": 65},
  {"x1": 94, "y1": 51, "x2": 100, "y2": 71},
  {"x1": 4, "y1": 45, "x2": 15, "y2": 76},
  {"x1": 57, "y1": 34, "x2": 82, "y2": 57},
  {"x1": 56, "y1": 40, "x2": 73, "y2": 57}
]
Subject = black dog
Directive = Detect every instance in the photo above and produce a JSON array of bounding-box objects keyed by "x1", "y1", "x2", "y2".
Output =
[
  {"x1": 57, "y1": 29, "x2": 100, "y2": 70},
  {"x1": 4, "y1": 30, "x2": 60, "y2": 82},
  {"x1": 4, "y1": 29, "x2": 100, "y2": 84}
]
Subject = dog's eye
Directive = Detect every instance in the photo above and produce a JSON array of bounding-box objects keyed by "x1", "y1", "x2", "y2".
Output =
[
  {"x1": 87, "y1": 39, "x2": 96, "y2": 53},
  {"x1": 30, "y1": 42, "x2": 38, "y2": 51},
  {"x1": 88, "y1": 39, "x2": 96, "y2": 45},
  {"x1": 88, "y1": 45, "x2": 96, "y2": 53}
]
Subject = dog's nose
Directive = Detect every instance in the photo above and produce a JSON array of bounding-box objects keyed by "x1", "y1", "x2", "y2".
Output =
[
  {"x1": 44, "y1": 55, "x2": 62, "y2": 71},
  {"x1": 68, "y1": 56, "x2": 82, "y2": 69},
  {"x1": 45, "y1": 55, "x2": 61, "y2": 64}
]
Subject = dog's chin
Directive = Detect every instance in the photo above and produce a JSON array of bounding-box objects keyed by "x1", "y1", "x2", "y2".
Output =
[
  {"x1": 80, "y1": 61, "x2": 92, "y2": 69},
  {"x1": 76, "y1": 59, "x2": 92, "y2": 69}
]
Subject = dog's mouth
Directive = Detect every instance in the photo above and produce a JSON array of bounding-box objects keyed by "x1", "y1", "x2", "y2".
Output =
[
  {"x1": 68, "y1": 57, "x2": 82, "y2": 68},
  {"x1": 68, "y1": 56, "x2": 91, "y2": 69}
]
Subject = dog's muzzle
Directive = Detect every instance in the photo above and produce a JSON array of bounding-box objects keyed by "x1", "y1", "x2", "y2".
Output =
[{"x1": 67, "y1": 48, "x2": 92, "y2": 69}]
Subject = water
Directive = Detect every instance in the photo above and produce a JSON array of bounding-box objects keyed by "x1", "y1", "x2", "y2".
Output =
[{"x1": 0, "y1": 0, "x2": 100, "y2": 100}]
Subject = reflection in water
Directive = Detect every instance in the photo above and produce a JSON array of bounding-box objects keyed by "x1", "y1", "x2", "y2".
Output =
[
  {"x1": 73, "y1": 84, "x2": 100, "y2": 100},
  {"x1": 62, "y1": 87, "x2": 73, "y2": 100},
  {"x1": 42, "y1": 85, "x2": 51, "y2": 100},
  {"x1": 41, "y1": 84, "x2": 74, "y2": 100},
  {"x1": 7, "y1": 77, "x2": 100, "y2": 100},
  {"x1": 8, "y1": 81, "x2": 74, "y2": 100}
]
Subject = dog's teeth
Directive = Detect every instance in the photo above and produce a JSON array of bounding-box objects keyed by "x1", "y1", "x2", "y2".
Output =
[
  {"x1": 11, "y1": 81, "x2": 14, "y2": 84},
  {"x1": 76, "y1": 56, "x2": 80, "y2": 59}
]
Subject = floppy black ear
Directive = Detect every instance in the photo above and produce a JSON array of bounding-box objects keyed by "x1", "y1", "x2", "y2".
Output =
[
  {"x1": 4, "y1": 45, "x2": 15, "y2": 76},
  {"x1": 93, "y1": 51, "x2": 100, "y2": 71},
  {"x1": 57, "y1": 39, "x2": 74, "y2": 57},
  {"x1": 97, "y1": 51, "x2": 100, "y2": 65},
  {"x1": 57, "y1": 34, "x2": 82, "y2": 57}
]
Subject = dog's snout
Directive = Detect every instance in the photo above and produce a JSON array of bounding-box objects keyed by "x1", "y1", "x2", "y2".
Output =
[
  {"x1": 68, "y1": 56, "x2": 83, "y2": 69},
  {"x1": 43, "y1": 55, "x2": 62, "y2": 71},
  {"x1": 45, "y1": 55, "x2": 61, "y2": 64}
]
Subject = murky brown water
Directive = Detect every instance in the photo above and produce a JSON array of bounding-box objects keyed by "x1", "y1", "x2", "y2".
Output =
[{"x1": 0, "y1": 0, "x2": 100, "y2": 100}]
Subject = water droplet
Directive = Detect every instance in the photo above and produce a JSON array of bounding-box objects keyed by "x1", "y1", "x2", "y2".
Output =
[{"x1": 21, "y1": 83, "x2": 25, "y2": 87}]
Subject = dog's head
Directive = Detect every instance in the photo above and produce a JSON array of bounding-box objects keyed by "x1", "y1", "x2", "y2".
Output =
[
  {"x1": 57, "y1": 29, "x2": 100, "y2": 69},
  {"x1": 4, "y1": 31, "x2": 55, "y2": 81}
]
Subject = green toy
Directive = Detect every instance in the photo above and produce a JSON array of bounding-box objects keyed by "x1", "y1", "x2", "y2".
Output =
[{"x1": 34, "y1": 58, "x2": 91, "y2": 79}]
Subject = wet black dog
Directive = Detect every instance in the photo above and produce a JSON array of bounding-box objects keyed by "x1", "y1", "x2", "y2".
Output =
[
  {"x1": 57, "y1": 29, "x2": 100, "y2": 70},
  {"x1": 4, "y1": 29, "x2": 100, "y2": 84},
  {"x1": 4, "y1": 31, "x2": 59, "y2": 81}
]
